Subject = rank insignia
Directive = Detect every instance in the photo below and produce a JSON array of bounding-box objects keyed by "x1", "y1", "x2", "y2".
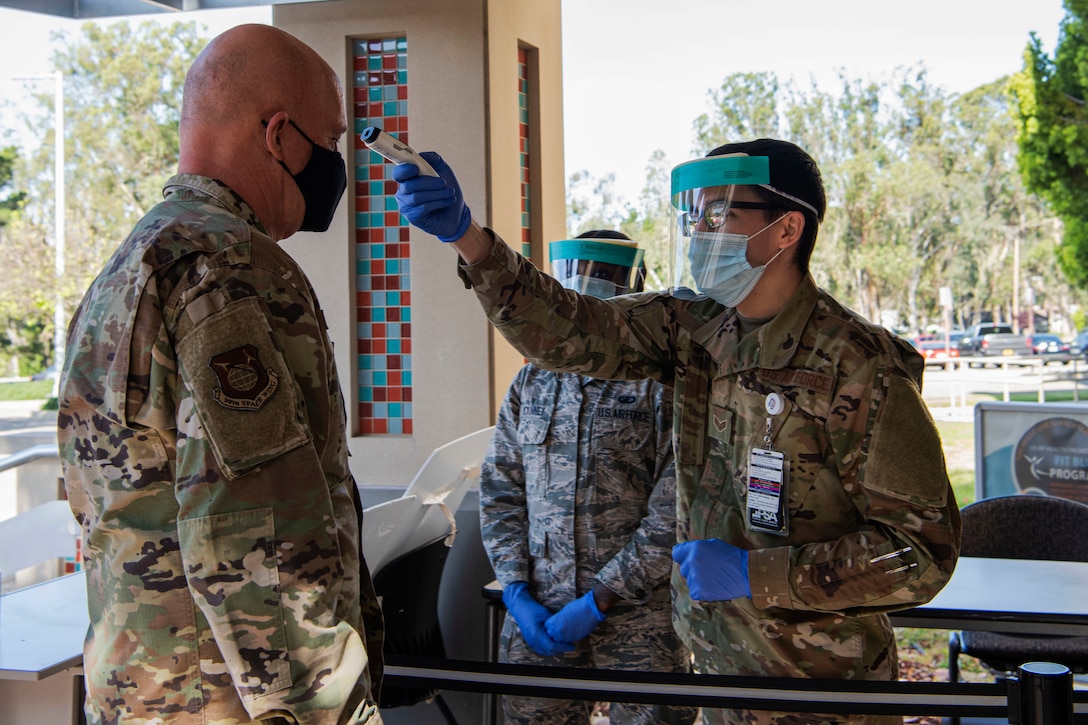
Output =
[{"x1": 209, "y1": 344, "x2": 279, "y2": 410}]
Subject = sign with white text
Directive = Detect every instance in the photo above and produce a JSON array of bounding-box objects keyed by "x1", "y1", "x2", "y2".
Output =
[{"x1": 975, "y1": 401, "x2": 1088, "y2": 504}]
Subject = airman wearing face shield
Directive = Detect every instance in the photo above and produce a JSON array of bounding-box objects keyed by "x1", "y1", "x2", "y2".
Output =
[
  {"x1": 481, "y1": 231, "x2": 697, "y2": 725},
  {"x1": 394, "y1": 139, "x2": 961, "y2": 725},
  {"x1": 671, "y1": 153, "x2": 821, "y2": 312},
  {"x1": 550, "y1": 232, "x2": 646, "y2": 299}
]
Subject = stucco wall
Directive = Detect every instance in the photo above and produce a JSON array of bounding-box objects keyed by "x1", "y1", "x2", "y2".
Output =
[{"x1": 274, "y1": 0, "x2": 564, "y2": 487}]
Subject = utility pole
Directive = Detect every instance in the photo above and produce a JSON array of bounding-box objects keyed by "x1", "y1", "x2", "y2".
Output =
[{"x1": 12, "y1": 71, "x2": 64, "y2": 393}]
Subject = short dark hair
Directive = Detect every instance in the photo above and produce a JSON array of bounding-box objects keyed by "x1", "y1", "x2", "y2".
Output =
[
  {"x1": 706, "y1": 139, "x2": 825, "y2": 272},
  {"x1": 575, "y1": 229, "x2": 632, "y2": 240}
]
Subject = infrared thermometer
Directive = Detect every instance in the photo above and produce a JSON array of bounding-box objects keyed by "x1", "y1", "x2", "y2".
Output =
[{"x1": 361, "y1": 126, "x2": 438, "y2": 176}]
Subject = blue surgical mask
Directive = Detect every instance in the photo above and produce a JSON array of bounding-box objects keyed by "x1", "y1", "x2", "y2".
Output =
[
  {"x1": 688, "y1": 216, "x2": 786, "y2": 307},
  {"x1": 559, "y1": 274, "x2": 620, "y2": 299}
]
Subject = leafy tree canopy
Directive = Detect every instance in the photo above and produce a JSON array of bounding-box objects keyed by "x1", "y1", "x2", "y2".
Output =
[
  {"x1": 1013, "y1": 0, "x2": 1088, "y2": 288},
  {"x1": 0, "y1": 19, "x2": 208, "y2": 375}
]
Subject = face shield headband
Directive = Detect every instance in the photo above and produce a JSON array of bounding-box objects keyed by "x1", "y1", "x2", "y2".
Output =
[
  {"x1": 549, "y1": 238, "x2": 645, "y2": 299},
  {"x1": 669, "y1": 154, "x2": 818, "y2": 294}
]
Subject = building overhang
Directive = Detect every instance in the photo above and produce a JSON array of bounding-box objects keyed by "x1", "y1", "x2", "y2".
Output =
[{"x1": 0, "y1": 0, "x2": 317, "y2": 19}]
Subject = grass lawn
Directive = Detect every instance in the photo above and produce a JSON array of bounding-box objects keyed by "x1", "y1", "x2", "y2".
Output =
[{"x1": 0, "y1": 380, "x2": 54, "y2": 402}]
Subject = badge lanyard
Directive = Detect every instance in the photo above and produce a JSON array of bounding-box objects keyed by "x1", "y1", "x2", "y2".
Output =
[{"x1": 747, "y1": 392, "x2": 789, "y2": 535}]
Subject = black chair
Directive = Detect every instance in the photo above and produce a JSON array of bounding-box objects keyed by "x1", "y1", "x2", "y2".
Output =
[
  {"x1": 372, "y1": 535, "x2": 459, "y2": 724},
  {"x1": 948, "y1": 494, "x2": 1088, "y2": 695}
]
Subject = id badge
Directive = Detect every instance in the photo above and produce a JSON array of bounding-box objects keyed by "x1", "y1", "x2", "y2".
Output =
[{"x1": 747, "y1": 447, "x2": 789, "y2": 535}]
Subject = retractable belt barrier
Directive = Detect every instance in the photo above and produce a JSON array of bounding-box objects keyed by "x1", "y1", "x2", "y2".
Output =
[{"x1": 384, "y1": 656, "x2": 1088, "y2": 720}]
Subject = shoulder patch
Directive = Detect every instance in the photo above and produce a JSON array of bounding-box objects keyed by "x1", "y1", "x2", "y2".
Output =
[
  {"x1": 209, "y1": 344, "x2": 279, "y2": 410},
  {"x1": 177, "y1": 297, "x2": 310, "y2": 480}
]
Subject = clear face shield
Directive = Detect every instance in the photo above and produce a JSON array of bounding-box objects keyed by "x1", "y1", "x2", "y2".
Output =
[
  {"x1": 670, "y1": 154, "x2": 819, "y2": 306},
  {"x1": 670, "y1": 154, "x2": 774, "y2": 295},
  {"x1": 549, "y1": 238, "x2": 646, "y2": 299}
]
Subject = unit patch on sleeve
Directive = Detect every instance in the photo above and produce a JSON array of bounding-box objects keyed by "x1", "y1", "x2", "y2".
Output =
[
  {"x1": 209, "y1": 344, "x2": 279, "y2": 411},
  {"x1": 177, "y1": 296, "x2": 310, "y2": 480}
]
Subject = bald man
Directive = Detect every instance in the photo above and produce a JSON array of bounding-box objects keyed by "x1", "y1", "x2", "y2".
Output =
[{"x1": 58, "y1": 25, "x2": 384, "y2": 724}]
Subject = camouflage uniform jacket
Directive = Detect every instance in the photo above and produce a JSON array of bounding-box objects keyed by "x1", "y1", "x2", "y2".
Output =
[
  {"x1": 458, "y1": 231, "x2": 961, "y2": 681},
  {"x1": 480, "y1": 363, "x2": 676, "y2": 610},
  {"x1": 58, "y1": 175, "x2": 384, "y2": 724}
]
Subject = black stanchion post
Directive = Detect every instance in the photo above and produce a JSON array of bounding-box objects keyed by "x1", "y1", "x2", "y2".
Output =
[{"x1": 1009, "y1": 661, "x2": 1073, "y2": 725}]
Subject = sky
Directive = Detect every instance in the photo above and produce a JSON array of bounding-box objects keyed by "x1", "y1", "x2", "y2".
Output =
[{"x1": 0, "y1": 0, "x2": 1070, "y2": 204}]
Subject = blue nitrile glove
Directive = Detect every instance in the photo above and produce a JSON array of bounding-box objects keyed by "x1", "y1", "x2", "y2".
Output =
[
  {"x1": 672, "y1": 538, "x2": 752, "y2": 601},
  {"x1": 544, "y1": 590, "x2": 607, "y2": 643},
  {"x1": 392, "y1": 151, "x2": 472, "y2": 242},
  {"x1": 502, "y1": 581, "x2": 575, "y2": 656}
]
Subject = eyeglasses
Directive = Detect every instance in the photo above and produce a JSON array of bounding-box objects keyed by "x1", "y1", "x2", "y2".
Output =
[{"x1": 683, "y1": 200, "x2": 778, "y2": 234}]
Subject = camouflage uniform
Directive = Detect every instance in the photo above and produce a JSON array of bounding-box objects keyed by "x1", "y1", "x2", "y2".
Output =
[
  {"x1": 460, "y1": 232, "x2": 961, "y2": 725},
  {"x1": 58, "y1": 175, "x2": 384, "y2": 725},
  {"x1": 481, "y1": 363, "x2": 697, "y2": 725}
]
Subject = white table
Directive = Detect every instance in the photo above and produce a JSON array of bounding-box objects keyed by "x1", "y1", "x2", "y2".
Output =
[
  {"x1": 889, "y1": 556, "x2": 1088, "y2": 635},
  {"x1": 0, "y1": 571, "x2": 86, "y2": 681}
]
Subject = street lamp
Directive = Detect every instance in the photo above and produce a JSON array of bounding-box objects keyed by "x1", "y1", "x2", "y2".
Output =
[{"x1": 11, "y1": 71, "x2": 64, "y2": 393}]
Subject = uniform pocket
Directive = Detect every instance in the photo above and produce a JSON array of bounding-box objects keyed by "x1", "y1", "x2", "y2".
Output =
[{"x1": 177, "y1": 506, "x2": 292, "y2": 699}]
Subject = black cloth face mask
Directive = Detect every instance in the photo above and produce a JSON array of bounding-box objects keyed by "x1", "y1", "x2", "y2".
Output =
[{"x1": 265, "y1": 118, "x2": 347, "y2": 232}]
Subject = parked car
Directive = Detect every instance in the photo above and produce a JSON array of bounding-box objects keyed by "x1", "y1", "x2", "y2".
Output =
[
  {"x1": 30, "y1": 365, "x2": 57, "y2": 381},
  {"x1": 919, "y1": 340, "x2": 961, "y2": 368},
  {"x1": 911, "y1": 334, "x2": 937, "y2": 348},
  {"x1": 959, "y1": 323, "x2": 1033, "y2": 365},
  {"x1": 1028, "y1": 333, "x2": 1072, "y2": 364},
  {"x1": 1072, "y1": 331, "x2": 1088, "y2": 358}
]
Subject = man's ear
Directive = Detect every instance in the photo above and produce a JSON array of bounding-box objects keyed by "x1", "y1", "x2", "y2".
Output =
[
  {"x1": 263, "y1": 111, "x2": 291, "y2": 162},
  {"x1": 778, "y1": 210, "x2": 805, "y2": 249}
]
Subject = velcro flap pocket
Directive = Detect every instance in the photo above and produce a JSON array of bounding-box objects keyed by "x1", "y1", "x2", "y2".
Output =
[{"x1": 177, "y1": 297, "x2": 310, "y2": 480}]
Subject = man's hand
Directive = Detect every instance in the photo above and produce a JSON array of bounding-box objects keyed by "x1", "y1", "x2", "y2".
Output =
[
  {"x1": 672, "y1": 538, "x2": 752, "y2": 601},
  {"x1": 393, "y1": 151, "x2": 471, "y2": 242},
  {"x1": 544, "y1": 590, "x2": 607, "y2": 643},
  {"x1": 502, "y1": 581, "x2": 575, "y2": 656}
]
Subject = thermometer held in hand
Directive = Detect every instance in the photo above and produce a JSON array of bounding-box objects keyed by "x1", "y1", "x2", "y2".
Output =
[{"x1": 361, "y1": 126, "x2": 438, "y2": 176}]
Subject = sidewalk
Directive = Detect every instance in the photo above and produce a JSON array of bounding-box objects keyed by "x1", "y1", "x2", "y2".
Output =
[{"x1": 0, "y1": 400, "x2": 56, "y2": 434}]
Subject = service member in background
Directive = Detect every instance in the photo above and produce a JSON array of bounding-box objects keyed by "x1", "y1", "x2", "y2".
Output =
[{"x1": 481, "y1": 230, "x2": 697, "y2": 725}]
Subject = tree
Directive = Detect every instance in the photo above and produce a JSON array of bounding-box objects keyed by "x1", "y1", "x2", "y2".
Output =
[
  {"x1": 0, "y1": 20, "x2": 208, "y2": 371},
  {"x1": 582, "y1": 66, "x2": 1077, "y2": 335},
  {"x1": 1012, "y1": 0, "x2": 1088, "y2": 289},
  {"x1": 0, "y1": 145, "x2": 25, "y2": 227}
]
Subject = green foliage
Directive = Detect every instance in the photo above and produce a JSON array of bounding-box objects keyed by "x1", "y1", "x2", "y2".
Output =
[
  {"x1": 0, "y1": 20, "x2": 208, "y2": 371},
  {"x1": 0, "y1": 380, "x2": 54, "y2": 401},
  {"x1": 572, "y1": 64, "x2": 1079, "y2": 333},
  {"x1": 1014, "y1": 1, "x2": 1088, "y2": 289},
  {"x1": 0, "y1": 145, "x2": 26, "y2": 227}
]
